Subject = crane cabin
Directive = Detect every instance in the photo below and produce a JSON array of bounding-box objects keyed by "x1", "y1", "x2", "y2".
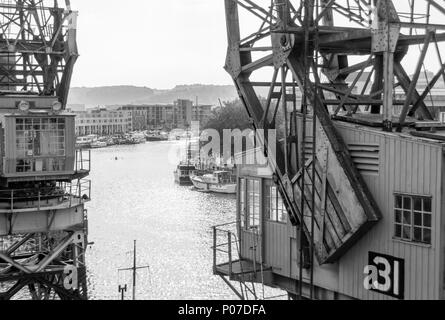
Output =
[
  {"x1": 217, "y1": 0, "x2": 445, "y2": 301},
  {"x1": 0, "y1": 95, "x2": 91, "y2": 243},
  {"x1": 0, "y1": 95, "x2": 92, "y2": 299},
  {"x1": 0, "y1": 0, "x2": 92, "y2": 300},
  {"x1": 0, "y1": 97, "x2": 82, "y2": 183},
  {"x1": 213, "y1": 116, "x2": 445, "y2": 300}
]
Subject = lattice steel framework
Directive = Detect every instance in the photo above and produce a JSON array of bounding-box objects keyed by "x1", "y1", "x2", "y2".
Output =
[
  {"x1": 224, "y1": 0, "x2": 445, "y2": 299},
  {"x1": 0, "y1": 229, "x2": 89, "y2": 300},
  {"x1": 0, "y1": 0, "x2": 78, "y2": 107},
  {"x1": 0, "y1": 1, "x2": 86, "y2": 300}
]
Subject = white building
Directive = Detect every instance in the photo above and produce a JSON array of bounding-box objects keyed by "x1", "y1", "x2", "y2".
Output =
[{"x1": 74, "y1": 108, "x2": 133, "y2": 136}]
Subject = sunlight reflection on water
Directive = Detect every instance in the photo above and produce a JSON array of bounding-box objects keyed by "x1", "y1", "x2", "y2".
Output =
[{"x1": 85, "y1": 141, "x2": 239, "y2": 300}]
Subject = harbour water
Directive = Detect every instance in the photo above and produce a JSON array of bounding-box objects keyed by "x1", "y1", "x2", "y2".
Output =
[{"x1": 85, "y1": 141, "x2": 239, "y2": 300}]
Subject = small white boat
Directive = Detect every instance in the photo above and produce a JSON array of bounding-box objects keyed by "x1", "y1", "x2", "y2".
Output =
[
  {"x1": 76, "y1": 136, "x2": 92, "y2": 148},
  {"x1": 90, "y1": 141, "x2": 107, "y2": 148},
  {"x1": 190, "y1": 171, "x2": 237, "y2": 194},
  {"x1": 129, "y1": 132, "x2": 146, "y2": 144}
]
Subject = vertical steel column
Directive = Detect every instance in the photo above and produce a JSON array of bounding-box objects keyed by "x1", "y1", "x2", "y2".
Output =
[
  {"x1": 298, "y1": 0, "x2": 311, "y2": 300},
  {"x1": 309, "y1": 0, "x2": 321, "y2": 300},
  {"x1": 382, "y1": 0, "x2": 395, "y2": 132},
  {"x1": 382, "y1": 50, "x2": 394, "y2": 132}
]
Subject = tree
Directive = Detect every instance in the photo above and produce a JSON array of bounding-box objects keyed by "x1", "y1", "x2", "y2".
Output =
[
  {"x1": 202, "y1": 99, "x2": 252, "y2": 136},
  {"x1": 200, "y1": 97, "x2": 286, "y2": 162},
  {"x1": 200, "y1": 99, "x2": 252, "y2": 160}
]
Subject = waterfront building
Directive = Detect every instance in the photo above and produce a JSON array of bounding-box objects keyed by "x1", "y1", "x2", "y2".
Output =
[
  {"x1": 285, "y1": 71, "x2": 445, "y2": 117},
  {"x1": 122, "y1": 100, "x2": 213, "y2": 131},
  {"x1": 396, "y1": 71, "x2": 445, "y2": 118},
  {"x1": 345, "y1": 70, "x2": 445, "y2": 117},
  {"x1": 174, "y1": 99, "x2": 193, "y2": 129},
  {"x1": 121, "y1": 104, "x2": 173, "y2": 131},
  {"x1": 74, "y1": 108, "x2": 133, "y2": 136},
  {"x1": 192, "y1": 104, "x2": 213, "y2": 128},
  {"x1": 173, "y1": 99, "x2": 213, "y2": 129}
]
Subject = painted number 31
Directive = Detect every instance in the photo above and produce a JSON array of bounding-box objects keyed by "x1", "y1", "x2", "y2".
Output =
[{"x1": 363, "y1": 252, "x2": 404, "y2": 300}]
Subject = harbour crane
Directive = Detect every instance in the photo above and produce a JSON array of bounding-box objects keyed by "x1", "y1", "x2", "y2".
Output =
[
  {"x1": 0, "y1": 0, "x2": 90, "y2": 300},
  {"x1": 214, "y1": 0, "x2": 445, "y2": 300}
]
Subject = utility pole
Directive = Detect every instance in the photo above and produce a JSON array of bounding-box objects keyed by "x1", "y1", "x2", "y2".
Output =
[
  {"x1": 118, "y1": 284, "x2": 127, "y2": 301},
  {"x1": 132, "y1": 240, "x2": 136, "y2": 300},
  {"x1": 118, "y1": 240, "x2": 150, "y2": 300}
]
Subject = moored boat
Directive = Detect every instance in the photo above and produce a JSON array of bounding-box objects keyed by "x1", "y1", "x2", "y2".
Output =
[
  {"x1": 76, "y1": 136, "x2": 92, "y2": 149},
  {"x1": 145, "y1": 131, "x2": 169, "y2": 142},
  {"x1": 128, "y1": 132, "x2": 146, "y2": 144},
  {"x1": 174, "y1": 162, "x2": 197, "y2": 186},
  {"x1": 190, "y1": 171, "x2": 237, "y2": 194},
  {"x1": 90, "y1": 141, "x2": 107, "y2": 148},
  {"x1": 76, "y1": 134, "x2": 99, "y2": 149}
]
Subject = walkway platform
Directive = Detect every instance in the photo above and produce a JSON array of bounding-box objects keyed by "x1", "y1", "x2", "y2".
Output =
[{"x1": 215, "y1": 259, "x2": 272, "y2": 281}]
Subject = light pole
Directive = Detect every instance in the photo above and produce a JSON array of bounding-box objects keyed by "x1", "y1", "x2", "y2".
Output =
[{"x1": 118, "y1": 240, "x2": 150, "y2": 300}]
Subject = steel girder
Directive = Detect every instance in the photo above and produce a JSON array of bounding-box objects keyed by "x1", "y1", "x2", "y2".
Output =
[
  {"x1": 0, "y1": 0, "x2": 78, "y2": 108},
  {"x1": 224, "y1": 0, "x2": 445, "y2": 264},
  {"x1": 0, "y1": 230, "x2": 88, "y2": 300}
]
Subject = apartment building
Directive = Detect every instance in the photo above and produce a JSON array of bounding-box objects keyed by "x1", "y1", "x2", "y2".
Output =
[
  {"x1": 74, "y1": 108, "x2": 133, "y2": 136},
  {"x1": 122, "y1": 99, "x2": 213, "y2": 130}
]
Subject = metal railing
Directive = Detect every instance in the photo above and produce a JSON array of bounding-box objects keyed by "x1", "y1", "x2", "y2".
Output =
[
  {"x1": 212, "y1": 222, "x2": 262, "y2": 300},
  {"x1": 75, "y1": 149, "x2": 91, "y2": 172},
  {"x1": 212, "y1": 222, "x2": 239, "y2": 277},
  {"x1": 212, "y1": 222, "x2": 287, "y2": 300},
  {"x1": 0, "y1": 179, "x2": 91, "y2": 211},
  {"x1": 59, "y1": 179, "x2": 92, "y2": 208}
]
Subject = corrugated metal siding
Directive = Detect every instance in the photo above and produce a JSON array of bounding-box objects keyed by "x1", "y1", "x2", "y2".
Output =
[
  {"x1": 0, "y1": 126, "x2": 3, "y2": 174},
  {"x1": 335, "y1": 124, "x2": 443, "y2": 300},
  {"x1": 238, "y1": 123, "x2": 443, "y2": 299},
  {"x1": 440, "y1": 152, "x2": 445, "y2": 300},
  {"x1": 240, "y1": 232, "x2": 260, "y2": 262},
  {"x1": 263, "y1": 222, "x2": 289, "y2": 275}
]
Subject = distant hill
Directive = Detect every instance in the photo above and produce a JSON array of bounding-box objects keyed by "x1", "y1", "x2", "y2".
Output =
[{"x1": 67, "y1": 84, "x2": 239, "y2": 107}]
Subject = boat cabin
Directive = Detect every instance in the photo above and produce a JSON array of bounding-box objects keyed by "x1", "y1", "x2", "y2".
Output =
[
  {"x1": 177, "y1": 163, "x2": 197, "y2": 175},
  {"x1": 174, "y1": 162, "x2": 197, "y2": 186},
  {"x1": 205, "y1": 171, "x2": 235, "y2": 184}
]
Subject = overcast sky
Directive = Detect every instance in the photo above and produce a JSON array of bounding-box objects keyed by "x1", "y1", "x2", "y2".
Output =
[
  {"x1": 71, "y1": 0, "x2": 231, "y2": 89},
  {"x1": 70, "y1": 0, "x2": 445, "y2": 89}
]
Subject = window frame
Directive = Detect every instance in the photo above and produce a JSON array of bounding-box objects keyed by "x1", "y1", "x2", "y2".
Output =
[
  {"x1": 264, "y1": 180, "x2": 288, "y2": 224},
  {"x1": 394, "y1": 193, "x2": 432, "y2": 245},
  {"x1": 239, "y1": 178, "x2": 246, "y2": 229},
  {"x1": 15, "y1": 117, "x2": 67, "y2": 173},
  {"x1": 238, "y1": 177, "x2": 261, "y2": 232},
  {"x1": 247, "y1": 179, "x2": 260, "y2": 230}
]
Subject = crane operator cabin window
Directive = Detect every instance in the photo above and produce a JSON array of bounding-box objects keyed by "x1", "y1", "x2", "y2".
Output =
[{"x1": 15, "y1": 118, "x2": 66, "y2": 173}]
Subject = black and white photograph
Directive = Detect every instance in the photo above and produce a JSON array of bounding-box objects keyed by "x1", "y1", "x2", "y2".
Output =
[{"x1": 0, "y1": 0, "x2": 445, "y2": 309}]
